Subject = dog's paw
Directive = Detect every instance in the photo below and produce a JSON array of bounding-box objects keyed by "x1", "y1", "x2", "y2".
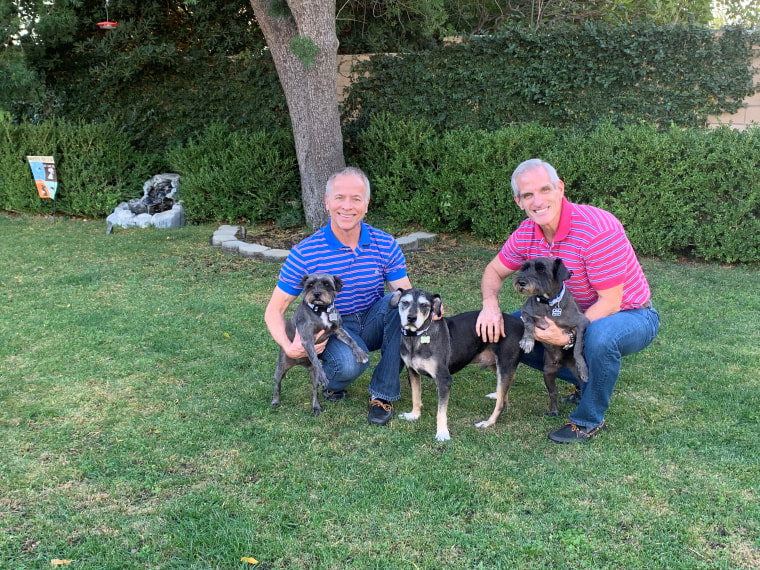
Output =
[
  {"x1": 435, "y1": 429, "x2": 451, "y2": 442},
  {"x1": 398, "y1": 411, "x2": 420, "y2": 422},
  {"x1": 484, "y1": 392, "x2": 498, "y2": 400},
  {"x1": 519, "y1": 337, "x2": 535, "y2": 353},
  {"x1": 546, "y1": 410, "x2": 559, "y2": 417},
  {"x1": 577, "y1": 362, "x2": 589, "y2": 382},
  {"x1": 353, "y1": 349, "x2": 369, "y2": 364},
  {"x1": 316, "y1": 372, "x2": 330, "y2": 387},
  {"x1": 474, "y1": 419, "x2": 494, "y2": 429},
  {"x1": 271, "y1": 400, "x2": 280, "y2": 408},
  {"x1": 312, "y1": 405, "x2": 323, "y2": 416}
]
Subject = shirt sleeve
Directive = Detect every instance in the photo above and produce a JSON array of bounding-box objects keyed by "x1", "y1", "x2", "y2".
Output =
[
  {"x1": 276, "y1": 248, "x2": 308, "y2": 296},
  {"x1": 384, "y1": 240, "x2": 408, "y2": 282},
  {"x1": 497, "y1": 230, "x2": 527, "y2": 271}
]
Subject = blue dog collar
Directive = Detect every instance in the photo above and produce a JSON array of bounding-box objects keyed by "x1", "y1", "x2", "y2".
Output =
[{"x1": 536, "y1": 283, "x2": 566, "y2": 307}]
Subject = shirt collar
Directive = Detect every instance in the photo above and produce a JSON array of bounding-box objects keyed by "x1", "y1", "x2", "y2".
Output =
[
  {"x1": 533, "y1": 197, "x2": 573, "y2": 244},
  {"x1": 324, "y1": 219, "x2": 371, "y2": 250}
]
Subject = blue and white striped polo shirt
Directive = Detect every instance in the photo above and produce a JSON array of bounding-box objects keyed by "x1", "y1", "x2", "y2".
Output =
[{"x1": 277, "y1": 220, "x2": 408, "y2": 315}]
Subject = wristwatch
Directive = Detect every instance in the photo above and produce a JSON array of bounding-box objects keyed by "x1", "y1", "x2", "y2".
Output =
[{"x1": 563, "y1": 329, "x2": 576, "y2": 350}]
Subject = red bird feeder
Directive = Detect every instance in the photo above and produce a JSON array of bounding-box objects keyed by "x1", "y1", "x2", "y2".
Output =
[{"x1": 96, "y1": 1, "x2": 118, "y2": 30}]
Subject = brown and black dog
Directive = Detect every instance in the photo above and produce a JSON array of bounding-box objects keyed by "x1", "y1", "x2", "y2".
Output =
[{"x1": 390, "y1": 288, "x2": 524, "y2": 441}]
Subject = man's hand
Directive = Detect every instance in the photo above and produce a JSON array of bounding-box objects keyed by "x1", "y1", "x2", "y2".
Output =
[
  {"x1": 476, "y1": 306, "x2": 505, "y2": 343},
  {"x1": 534, "y1": 316, "x2": 570, "y2": 346},
  {"x1": 284, "y1": 330, "x2": 329, "y2": 359}
]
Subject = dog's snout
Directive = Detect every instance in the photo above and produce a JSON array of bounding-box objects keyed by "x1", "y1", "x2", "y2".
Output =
[
  {"x1": 516, "y1": 278, "x2": 527, "y2": 287},
  {"x1": 407, "y1": 313, "x2": 417, "y2": 324}
]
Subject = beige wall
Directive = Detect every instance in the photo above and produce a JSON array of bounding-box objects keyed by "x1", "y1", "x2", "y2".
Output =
[
  {"x1": 339, "y1": 53, "x2": 760, "y2": 129},
  {"x1": 708, "y1": 53, "x2": 760, "y2": 129}
]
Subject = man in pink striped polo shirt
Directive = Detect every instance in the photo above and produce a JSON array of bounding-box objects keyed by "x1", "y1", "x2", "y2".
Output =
[{"x1": 476, "y1": 159, "x2": 660, "y2": 443}]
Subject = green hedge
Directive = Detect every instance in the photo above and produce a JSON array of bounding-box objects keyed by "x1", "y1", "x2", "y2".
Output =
[
  {"x1": 343, "y1": 23, "x2": 758, "y2": 137},
  {"x1": 166, "y1": 124, "x2": 301, "y2": 225},
  {"x1": 356, "y1": 115, "x2": 760, "y2": 263},
  {"x1": 0, "y1": 117, "x2": 159, "y2": 217}
]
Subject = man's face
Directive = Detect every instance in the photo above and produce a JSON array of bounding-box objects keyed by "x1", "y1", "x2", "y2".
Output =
[
  {"x1": 513, "y1": 166, "x2": 565, "y2": 231},
  {"x1": 325, "y1": 174, "x2": 369, "y2": 233}
]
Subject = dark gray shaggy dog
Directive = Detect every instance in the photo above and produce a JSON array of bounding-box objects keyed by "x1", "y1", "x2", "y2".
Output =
[
  {"x1": 272, "y1": 273, "x2": 368, "y2": 415},
  {"x1": 513, "y1": 257, "x2": 590, "y2": 416}
]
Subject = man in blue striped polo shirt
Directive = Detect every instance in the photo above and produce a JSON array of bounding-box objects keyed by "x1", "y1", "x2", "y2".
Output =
[{"x1": 265, "y1": 167, "x2": 412, "y2": 426}]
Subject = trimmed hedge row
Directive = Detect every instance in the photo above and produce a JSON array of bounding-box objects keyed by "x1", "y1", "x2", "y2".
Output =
[
  {"x1": 356, "y1": 115, "x2": 760, "y2": 263},
  {"x1": 2, "y1": 117, "x2": 758, "y2": 263},
  {"x1": 0, "y1": 118, "x2": 160, "y2": 217}
]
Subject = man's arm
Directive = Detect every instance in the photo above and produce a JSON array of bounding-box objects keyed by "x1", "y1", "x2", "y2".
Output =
[
  {"x1": 264, "y1": 286, "x2": 323, "y2": 359},
  {"x1": 387, "y1": 276, "x2": 412, "y2": 292},
  {"x1": 476, "y1": 256, "x2": 516, "y2": 343}
]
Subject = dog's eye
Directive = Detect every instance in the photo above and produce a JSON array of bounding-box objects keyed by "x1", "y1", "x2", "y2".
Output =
[
  {"x1": 536, "y1": 264, "x2": 544, "y2": 272},
  {"x1": 419, "y1": 303, "x2": 430, "y2": 312},
  {"x1": 399, "y1": 301, "x2": 409, "y2": 309},
  {"x1": 520, "y1": 262, "x2": 530, "y2": 271}
]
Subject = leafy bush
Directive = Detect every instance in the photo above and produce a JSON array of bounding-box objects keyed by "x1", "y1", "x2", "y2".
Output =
[
  {"x1": 343, "y1": 23, "x2": 757, "y2": 135},
  {"x1": 167, "y1": 124, "x2": 300, "y2": 225},
  {"x1": 0, "y1": 117, "x2": 157, "y2": 217},
  {"x1": 356, "y1": 115, "x2": 760, "y2": 263}
]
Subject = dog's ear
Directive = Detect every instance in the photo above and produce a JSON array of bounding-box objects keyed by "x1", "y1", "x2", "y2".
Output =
[
  {"x1": 332, "y1": 275, "x2": 343, "y2": 292},
  {"x1": 299, "y1": 274, "x2": 310, "y2": 288},
  {"x1": 432, "y1": 294, "x2": 443, "y2": 317},
  {"x1": 553, "y1": 258, "x2": 572, "y2": 282},
  {"x1": 388, "y1": 289, "x2": 404, "y2": 308}
]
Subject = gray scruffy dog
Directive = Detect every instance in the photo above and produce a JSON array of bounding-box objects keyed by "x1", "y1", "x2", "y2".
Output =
[
  {"x1": 272, "y1": 273, "x2": 368, "y2": 415},
  {"x1": 513, "y1": 257, "x2": 590, "y2": 416}
]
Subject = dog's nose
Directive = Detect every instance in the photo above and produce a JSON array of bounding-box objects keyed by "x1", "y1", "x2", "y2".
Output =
[{"x1": 516, "y1": 279, "x2": 527, "y2": 287}]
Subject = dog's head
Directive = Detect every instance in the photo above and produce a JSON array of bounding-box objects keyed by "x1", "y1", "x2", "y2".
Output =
[
  {"x1": 299, "y1": 273, "x2": 342, "y2": 307},
  {"x1": 513, "y1": 257, "x2": 571, "y2": 297},
  {"x1": 389, "y1": 288, "x2": 442, "y2": 333}
]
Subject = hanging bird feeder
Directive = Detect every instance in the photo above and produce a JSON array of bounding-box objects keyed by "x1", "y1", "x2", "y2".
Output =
[{"x1": 96, "y1": 0, "x2": 119, "y2": 30}]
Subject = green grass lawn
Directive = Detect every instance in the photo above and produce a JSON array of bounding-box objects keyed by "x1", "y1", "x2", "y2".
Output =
[{"x1": 1, "y1": 214, "x2": 758, "y2": 569}]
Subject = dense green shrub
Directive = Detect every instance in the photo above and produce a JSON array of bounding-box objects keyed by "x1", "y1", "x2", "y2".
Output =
[
  {"x1": 167, "y1": 124, "x2": 300, "y2": 225},
  {"x1": 343, "y1": 23, "x2": 757, "y2": 136},
  {"x1": 356, "y1": 115, "x2": 760, "y2": 263},
  {"x1": 0, "y1": 117, "x2": 158, "y2": 217}
]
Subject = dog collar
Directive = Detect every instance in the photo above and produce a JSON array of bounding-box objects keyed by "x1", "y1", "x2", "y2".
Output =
[
  {"x1": 537, "y1": 284, "x2": 567, "y2": 317},
  {"x1": 307, "y1": 302, "x2": 336, "y2": 315},
  {"x1": 536, "y1": 283, "x2": 566, "y2": 307},
  {"x1": 400, "y1": 324, "x2": 431, "y2": 337}
]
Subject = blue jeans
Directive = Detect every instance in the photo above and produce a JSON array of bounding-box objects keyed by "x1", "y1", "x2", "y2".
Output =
[
  {"x1": 320, "y1": 293, "x2": 403, "y2": 401},
  {"x1": 512, "y1": 304, "x2": 660, "y2": 428}
]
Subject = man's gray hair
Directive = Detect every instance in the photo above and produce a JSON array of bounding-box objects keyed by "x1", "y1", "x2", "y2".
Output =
[
  {"x1": 511, "y1": 159, "x2": 560, "y2": 197},
  {"x1": 326, "y1": 166, "x2": 371, "y2": 200}
]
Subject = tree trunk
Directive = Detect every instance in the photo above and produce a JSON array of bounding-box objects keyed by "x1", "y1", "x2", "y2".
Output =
[{"x1": 249, "y1": 0, "x2": 344, "y2": 230}]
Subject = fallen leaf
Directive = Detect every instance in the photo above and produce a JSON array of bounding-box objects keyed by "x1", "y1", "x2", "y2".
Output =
[
  {"x1": 51, "y1": 560, "x2": 73, "y2": 566},
  {"x1": 240, "y1": 557, "x2": 258, "y2": 564}
]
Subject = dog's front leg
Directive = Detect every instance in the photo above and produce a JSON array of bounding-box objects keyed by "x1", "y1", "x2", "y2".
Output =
[
  {"x1": 519, "y1": 312, "x2": 537, "y2": 353},
  {"x1": 434, "y1": 373, "x2": 453, "y2": 441},
  {"x1": 333, "y1": 328, "x2": 369, "y2": 364},
  {"x1": 398, "y1": 370, "x2": 422, "y2": 422},
  {"x1": 300, "y1": 331, "x2": 330, "y2": 388}
]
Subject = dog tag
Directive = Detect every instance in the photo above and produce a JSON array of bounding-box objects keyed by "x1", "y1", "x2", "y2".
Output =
[
  {"x1": 328, "y1": 312, "x2": 338, "y2": 322},
  {"x1": 551, "y1": 307, "x2": 563, "y2": 317},
  {"x1": 420, "y1": 335, "x2": 430, "y2": 344}
]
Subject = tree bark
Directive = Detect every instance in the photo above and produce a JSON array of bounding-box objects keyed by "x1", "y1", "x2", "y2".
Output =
[{"x1": 249, "y1": 0, "x2": 344, "y2": 230}]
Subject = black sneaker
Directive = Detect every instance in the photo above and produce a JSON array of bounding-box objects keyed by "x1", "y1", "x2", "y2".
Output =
[
  {"x1": 367, "y1": 398, "x2": 393, "y2": 426},
  {"x1": 548, "y1": 421, "x2": 606, "y2": 443},
  {"x1": 322, "y1": 389, "x2": 347, "y2": 402},
  {"x1": 561, "y1": 386, "x2": 582, "y2": 405}
]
